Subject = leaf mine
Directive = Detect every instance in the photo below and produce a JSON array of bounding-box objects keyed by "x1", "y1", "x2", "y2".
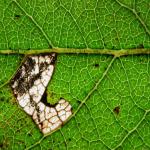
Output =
[{"x1": 10, "y1": 53, "x2": 72, "y2": 135}]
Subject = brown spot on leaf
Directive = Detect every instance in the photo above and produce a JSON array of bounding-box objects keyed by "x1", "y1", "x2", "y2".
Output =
[
  {"x1": 51, "y1": 54, "x2": 57, "y2": 65},
  {"x1": 41, "y1": 90, "x2": 57, "y2": 107},
  {"x1": 41, "y1": 90, "x2": 49, "y2": 106},
  {"x1": 113, "y1": 106, "x2": 120, "y2": 115},
  {"x1": 14, "y1": 14, "x2": 21, "y2": 19},
  {"x1": 39, "y1": 62, "x2": 47, "y2": 72},
  {"x1": 0, "y1": 139, "x2": 9, "y2": 149},
  {"x1": 77, "y1": 100, "x2": 81, "y2": 104},
  {"x1": 94, "y1": 64, "x2": 99, "y2": 67},
  {"x1": 137, "y1": 44, "x2": 144, "y2": 49}
]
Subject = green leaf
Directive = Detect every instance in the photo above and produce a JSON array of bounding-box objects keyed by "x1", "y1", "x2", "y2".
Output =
[{"x1": 0, "y1": 0, "x2": 150, "y2": 150}]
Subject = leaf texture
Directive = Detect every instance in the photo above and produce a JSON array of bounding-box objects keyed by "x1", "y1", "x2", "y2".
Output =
[{"x1": 0, "y1": 0, "x2": 150, "y2": 150}]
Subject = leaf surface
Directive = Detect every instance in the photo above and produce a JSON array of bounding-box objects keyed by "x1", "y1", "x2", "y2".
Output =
[{"x1": 0, "y1": 0, "x2": 150, "y2": 149}]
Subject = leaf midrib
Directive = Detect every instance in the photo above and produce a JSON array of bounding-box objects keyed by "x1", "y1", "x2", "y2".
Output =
[{"x1": 0, "y1": 48, "x2": 150, "y2": 57}]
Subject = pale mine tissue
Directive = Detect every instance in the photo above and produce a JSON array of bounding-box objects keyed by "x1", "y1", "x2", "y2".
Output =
[{"x1": 10, "y1": 53, "x2": 72, "y2": 134}]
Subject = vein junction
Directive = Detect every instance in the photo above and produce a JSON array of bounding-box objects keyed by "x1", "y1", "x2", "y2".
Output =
[{"x1": 10, "y1": 53, "x2": 72, "y2": 134}]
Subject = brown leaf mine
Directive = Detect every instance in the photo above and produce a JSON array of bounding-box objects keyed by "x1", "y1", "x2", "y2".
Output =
[{"x1": 10, "y1": 53, "x2": 72, "y2": 134}]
